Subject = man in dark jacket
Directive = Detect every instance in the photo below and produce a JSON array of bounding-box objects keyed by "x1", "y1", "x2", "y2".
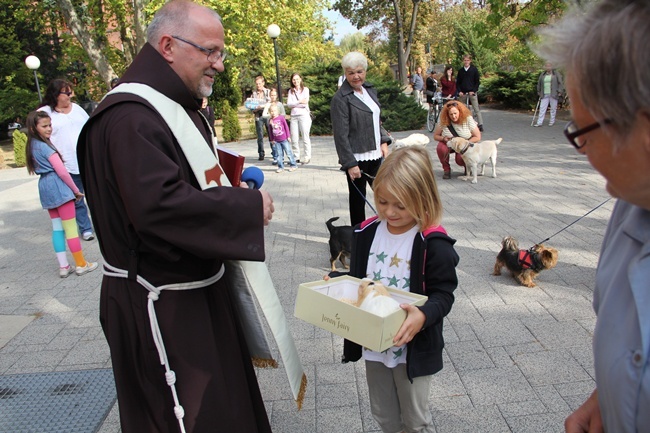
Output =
[{"x1": 456, "y1": 54, "x2": 484, "y2": 131}]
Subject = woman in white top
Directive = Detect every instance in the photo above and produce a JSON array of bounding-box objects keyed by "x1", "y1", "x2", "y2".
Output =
[{"x1": 286, "y1": 73, "x2": 312, "y2": 164}]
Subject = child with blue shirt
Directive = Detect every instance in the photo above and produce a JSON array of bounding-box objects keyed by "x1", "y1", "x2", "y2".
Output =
[{"x1": 25, "y1": 110, "x2": 98, "y2": 278}]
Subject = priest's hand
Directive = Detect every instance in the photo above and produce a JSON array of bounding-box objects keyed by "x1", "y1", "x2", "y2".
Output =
[{"x1": 261, "y1": 190, "x2": 274, "y2": 226}]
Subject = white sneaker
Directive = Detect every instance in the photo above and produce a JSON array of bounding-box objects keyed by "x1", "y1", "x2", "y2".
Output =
[
  {"x1": 59, "y1": 265, "x2": 72, "y2": 278},
  {"x1": 275, "y1": 168, "x2": 284, "y2": 173},
  {"x1": 288, "y1": 166, "x2": 297, "y2": 172},
  {"x1": 76, "y1": 261, "x2": 98, "y2": 276},
  {"x1": 82, "y1": 232, "x2": 95, "y2": 241}
]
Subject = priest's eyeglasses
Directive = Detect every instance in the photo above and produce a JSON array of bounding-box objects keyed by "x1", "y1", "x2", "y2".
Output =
[{"x1": 172, "y1": 35, "x2": 227, "y2": 63}]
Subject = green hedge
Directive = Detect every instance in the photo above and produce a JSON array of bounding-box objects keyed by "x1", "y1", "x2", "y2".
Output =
[
  {"x1": 481, "y1": 71, "x2": 538, "y2": 110},
  {"x1": 221, "y1": 100, "x2": 241, "y2": 142},
  {"x1": 12, "y1": 130, "x2": 27, "y2": 167}
]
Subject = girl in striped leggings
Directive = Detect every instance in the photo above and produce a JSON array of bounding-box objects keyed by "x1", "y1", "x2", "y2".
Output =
[{"x1": 25, "y1": 110, "x2": 98, "y2": 278}]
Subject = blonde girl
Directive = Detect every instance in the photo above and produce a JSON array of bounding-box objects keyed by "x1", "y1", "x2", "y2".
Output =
[{"x1": 342, "y1": 146, "x2": 459, "y2": 433}]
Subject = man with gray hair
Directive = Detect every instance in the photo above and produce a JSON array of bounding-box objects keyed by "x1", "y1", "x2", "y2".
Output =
[
  {"x1": 536, "y1": 0, "x2": 650, "y2": 432},
  {"x1": 78, "y1": 1, "x2": 274, "y2": 431}
]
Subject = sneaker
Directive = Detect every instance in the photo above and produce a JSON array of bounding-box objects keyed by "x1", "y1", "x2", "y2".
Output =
[
  {"x1": 549, "y1": 122, "x2": 555, "y2": 126},
  {"x1": 302, "y1": 158, "x2": 311, "y2": 165},
  {"x1": 59, "y1": 265, "x2": 72, "y2": 278},
  {"x1": 82, "y1": 231, "x2": 95, "y2": 241},
  {"x1": 271, "y1": 159, "x2": 278, "y2": 165},
  {"x1": 443, "y1": 171, "x2": 451, "y2": 180},
  {"x1": 533, "y1": 124, "x2": 541, "y2": 127},
  {"x1": 295, "y1": 159, "x2": 301, "y2": 164},
  {"x1": 75, "y1": 261, "x2": 98, "y2": 276},
  {"x1": 275, "y1": 168, "x2": 284, "y2": 173},
  {"x1": 288, "y1": 166, "x2": 297, "y2": 172}
]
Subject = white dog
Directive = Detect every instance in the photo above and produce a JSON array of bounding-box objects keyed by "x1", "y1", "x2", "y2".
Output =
[
  {"x1": 389, "y1": 133, "x2": 430, "y2": 152},
  {"x1": 448, "y1": 137, "x2": 502, "y2": 184}
]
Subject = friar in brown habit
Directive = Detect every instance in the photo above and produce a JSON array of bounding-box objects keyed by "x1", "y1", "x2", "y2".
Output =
[{"x1": 77, "y1": 1, "x2": 275, "y2": 431}]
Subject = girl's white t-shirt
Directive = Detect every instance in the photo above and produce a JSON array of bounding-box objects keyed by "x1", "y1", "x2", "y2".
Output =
[{"x1": 362, "y1": 220, "x2": 419, "y2": 367}]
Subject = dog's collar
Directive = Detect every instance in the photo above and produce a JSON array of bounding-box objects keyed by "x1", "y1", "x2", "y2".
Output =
[{"x1": 459, "y1": 141, "x2": 474, "y2": 155}]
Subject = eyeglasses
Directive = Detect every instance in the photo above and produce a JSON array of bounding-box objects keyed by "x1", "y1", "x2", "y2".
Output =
[
  {"x1": 59, "y1": 91, "x2": 73, "y2": 96},
  {"x1": 564, "y1": 119, "x2": 612, "y2": 149},
  {"x1": 172, "y1": 35, "x2": 227, "y2": 63}
]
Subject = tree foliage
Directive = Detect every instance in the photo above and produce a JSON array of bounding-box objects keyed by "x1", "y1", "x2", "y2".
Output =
[{"x1": 333, "y1": 0, "x2": 424, "y2": 85}]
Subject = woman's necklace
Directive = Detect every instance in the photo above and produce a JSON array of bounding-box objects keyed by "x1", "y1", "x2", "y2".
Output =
[{"x1": 55, "y1": 104, "x2": 72, "y2": 114}]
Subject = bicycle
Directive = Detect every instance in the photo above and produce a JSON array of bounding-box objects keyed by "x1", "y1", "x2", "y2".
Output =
[{"x1": 426, "y1": 92, "x2": 443, "y2": 132}]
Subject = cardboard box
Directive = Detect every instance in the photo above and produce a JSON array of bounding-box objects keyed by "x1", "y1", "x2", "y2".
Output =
[{"x1": 294, "y1": 276, "x2": 427, "y2": 352}]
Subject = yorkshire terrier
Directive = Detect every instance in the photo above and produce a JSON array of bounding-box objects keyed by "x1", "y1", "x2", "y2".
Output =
[{"x1": 492, "y1": 236, "x2": 558, "y2": 288}]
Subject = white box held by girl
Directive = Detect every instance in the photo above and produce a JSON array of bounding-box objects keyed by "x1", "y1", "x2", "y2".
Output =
[{"x1": 294, "y1": 276, "x2": 427, "y2": 352}]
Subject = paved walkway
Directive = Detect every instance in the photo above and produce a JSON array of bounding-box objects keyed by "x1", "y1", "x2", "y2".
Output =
[{"x1": 0, "y1": 106, "x2": 611, "y2": 433}]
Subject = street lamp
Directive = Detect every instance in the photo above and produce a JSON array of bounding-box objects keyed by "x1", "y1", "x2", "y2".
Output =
[
  {"x1": 266, "y1": 24, "x2": 282, "y2": 103},
  {"x1": 25, "y1": 55, "x2": 43, "y2": 104}
]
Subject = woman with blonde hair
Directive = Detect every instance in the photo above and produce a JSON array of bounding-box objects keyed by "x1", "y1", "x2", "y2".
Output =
[{"x1": 433, "y1": 100, "x2": 481, "y2": 179}]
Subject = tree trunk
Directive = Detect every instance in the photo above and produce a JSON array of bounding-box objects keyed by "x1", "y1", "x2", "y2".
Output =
[
  {"x1": 393, "y1": 0, "x2": 408, "y2": 85},
  {"x1": 55, "y1": 0, "x2": 116, "y2": 87},
  {"x1": 132, "y1": 0, "x2": 148, "y2": 51}
]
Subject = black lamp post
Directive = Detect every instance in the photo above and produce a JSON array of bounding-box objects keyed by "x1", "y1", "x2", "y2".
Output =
[
  {"x1": 266, "y1": 24, "x2": 282, "y2": 103},
  {"x1": 25, "y1": 55, "x2": 43, "y2": 104}
]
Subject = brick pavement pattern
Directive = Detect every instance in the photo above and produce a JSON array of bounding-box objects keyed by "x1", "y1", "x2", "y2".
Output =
[{"x1": 0, "y1": 107, "x2": 611, "y2": 432}]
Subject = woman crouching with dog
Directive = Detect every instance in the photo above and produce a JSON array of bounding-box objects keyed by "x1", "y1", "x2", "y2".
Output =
[
  {"x1": 536, "y1": 0, "x2": 650, "y2": 431},
  {"x1": 433, "y1": 100, "x2": 481, "y2": 179},
  {"x1": 342, "y1": 146, "x2": 459, "y2": 433}
]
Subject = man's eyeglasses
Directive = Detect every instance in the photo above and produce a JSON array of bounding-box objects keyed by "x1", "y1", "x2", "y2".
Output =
[
  {"x1": 172, "y1": 35, "x2": 227, "y2": 63},
  {"x1": 564, "y1": 119, "x2": 612, "y2": 150},
  {"x1": 59, "y1": 91, "x2": 73, "y2": 96}
]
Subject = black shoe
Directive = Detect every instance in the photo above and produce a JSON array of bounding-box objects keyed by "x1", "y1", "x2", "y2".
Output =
[
  {"x1": 258, "y1": 155, "x2": 264, "y2": 161},
  {"x1": 296, "y1": 159, "x2": 301, "y2": 164},
  {"x1": 478, "y1": 124, "x2": 484, "y2": 132}
]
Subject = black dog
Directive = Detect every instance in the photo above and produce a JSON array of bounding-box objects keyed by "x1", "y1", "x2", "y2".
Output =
[{"x1": 326, "y1": 217, "x2": 354, "y2": 272}]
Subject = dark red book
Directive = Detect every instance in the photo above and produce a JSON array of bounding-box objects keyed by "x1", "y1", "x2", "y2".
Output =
[{"x1": 216, "y1": 146, "x2": 245, "y2": 186}]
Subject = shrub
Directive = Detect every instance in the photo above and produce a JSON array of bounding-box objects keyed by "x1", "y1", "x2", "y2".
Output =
[
  {"x1": 221, "y1": 100, "x2": 241, "y2": 142},
  {"x1": 481, "y1": 71, "x2": 538, "y2": 109},
  {"x1": 13, "y1": 130, "x2": 27, "y2": 167}
]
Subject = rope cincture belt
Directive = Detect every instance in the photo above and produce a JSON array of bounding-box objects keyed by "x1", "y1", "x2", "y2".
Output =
[{"x1": 103, "y1": 262, "x2": 225, "y2": 433}]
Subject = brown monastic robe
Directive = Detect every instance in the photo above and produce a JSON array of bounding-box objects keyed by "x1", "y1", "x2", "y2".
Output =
[{"x1": 78, "y1": 43, "x2": 272, "y2": 433}]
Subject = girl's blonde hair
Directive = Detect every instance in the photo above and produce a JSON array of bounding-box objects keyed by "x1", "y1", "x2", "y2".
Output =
[{"x1": 373, "y1": 147, "x2": 443, "y2": 230}]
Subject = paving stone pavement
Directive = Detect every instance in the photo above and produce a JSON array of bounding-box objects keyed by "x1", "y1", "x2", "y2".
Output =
[{"x1": 0, "y1": 106, "x2": 613, "y2": 433}]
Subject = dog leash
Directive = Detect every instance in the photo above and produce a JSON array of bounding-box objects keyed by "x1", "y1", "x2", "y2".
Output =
[
  {"x1": 536, "y1": 198, "x2": 612, "y2": 245},
  {"x1": 350, "y1": 171, "x2": 378, "y2": 215}
]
